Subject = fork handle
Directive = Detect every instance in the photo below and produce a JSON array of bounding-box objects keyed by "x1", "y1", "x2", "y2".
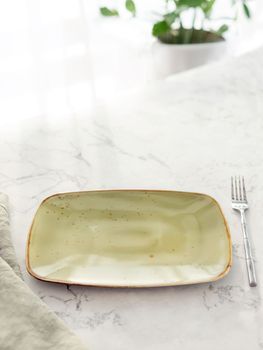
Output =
[{"x1": 240, "y1": 211, "x2": 257, "y2": 287}]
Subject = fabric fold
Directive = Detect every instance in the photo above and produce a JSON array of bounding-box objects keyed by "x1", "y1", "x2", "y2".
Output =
[
  {"x1": 0, "y1": 193, "x2": 87, "y2": 350},
  {"x1": 0, "y1": 193, "x2": 22, "y2": 278}
]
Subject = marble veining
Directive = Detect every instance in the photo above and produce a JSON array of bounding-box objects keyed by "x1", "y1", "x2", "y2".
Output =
[{"x1": 0, "y1": 48, "x2": 263, "y2": 349}]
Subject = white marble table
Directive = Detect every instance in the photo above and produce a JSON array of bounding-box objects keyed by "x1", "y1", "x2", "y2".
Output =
[{"x1": 1, "y1": 47, "x2": 263, "y2": 350}]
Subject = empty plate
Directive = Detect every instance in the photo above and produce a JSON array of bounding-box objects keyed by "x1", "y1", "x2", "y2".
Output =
[{"x1": 26, "y1": 190, "x2": 232, "y2": 287}]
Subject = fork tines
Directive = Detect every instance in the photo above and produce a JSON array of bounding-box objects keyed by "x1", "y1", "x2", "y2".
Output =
[{"x1": 231, "y1": 176, "x2": 247, "y2": 203}]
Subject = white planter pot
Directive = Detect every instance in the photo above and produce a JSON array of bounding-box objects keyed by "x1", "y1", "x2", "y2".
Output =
[{"x1": 152, "y1": 40, "x2": 228, "y2": 78}]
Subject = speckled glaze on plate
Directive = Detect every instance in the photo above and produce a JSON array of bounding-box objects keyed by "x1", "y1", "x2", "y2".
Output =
[{"x1": 26, "y1": 190, "x2": 232, "y2": 287}]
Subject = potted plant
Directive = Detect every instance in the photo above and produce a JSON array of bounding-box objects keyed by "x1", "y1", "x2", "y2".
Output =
[{"x1": 100, "y1": 0, "x2": 251, "y2": 77}]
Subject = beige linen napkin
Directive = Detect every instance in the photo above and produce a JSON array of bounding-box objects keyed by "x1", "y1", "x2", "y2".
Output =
[{"x1": 0, "y1": 194, "x2": 87, "y2": 350}]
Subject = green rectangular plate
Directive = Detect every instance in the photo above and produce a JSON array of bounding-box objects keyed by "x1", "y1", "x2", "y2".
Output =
[{"x1": 26, "y1": 190, "x2": 232, "y2": 287}]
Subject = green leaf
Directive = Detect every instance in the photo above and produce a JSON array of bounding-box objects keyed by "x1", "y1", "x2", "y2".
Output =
[
  {"x1": 164, "y1": 12, "x2": 178, "y2": 26},
  {"x1": 177, "y1": 0, "x2": 205, "y2": 8},
  {"x1": 163, "y1": 7, "x2": 186, "y2": 25},
  {"x1": 201, "y1": 0, "x2": 216, "y2": 15},
  {"x1": 215, "y1": 24, "x2": 229, "y2": 36},
  {"x1": 125, "y1": 0, "x2": 136, "y2": 16},
  {"x1": 100, "y1": 7, "x2": 119, "y2": 17},
  {"x1": 242, "y1": 2, "x2": 251, "y2": 18},
  {"x1": 152, "y1": 21, "x2": 171, "y2": 37}
]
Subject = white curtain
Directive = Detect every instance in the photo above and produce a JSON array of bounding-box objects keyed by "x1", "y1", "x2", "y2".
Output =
[
  {"x1": 0, "y1": 0, "x2": 96, "y2": 124},
  {"x1": 0, "y1": 0, "x2": 155, "y2": 126}
]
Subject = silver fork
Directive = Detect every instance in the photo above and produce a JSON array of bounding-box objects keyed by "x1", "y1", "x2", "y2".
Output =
[{"x1": 231, "y1": 176, "x2": 257, "y2": 287}]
